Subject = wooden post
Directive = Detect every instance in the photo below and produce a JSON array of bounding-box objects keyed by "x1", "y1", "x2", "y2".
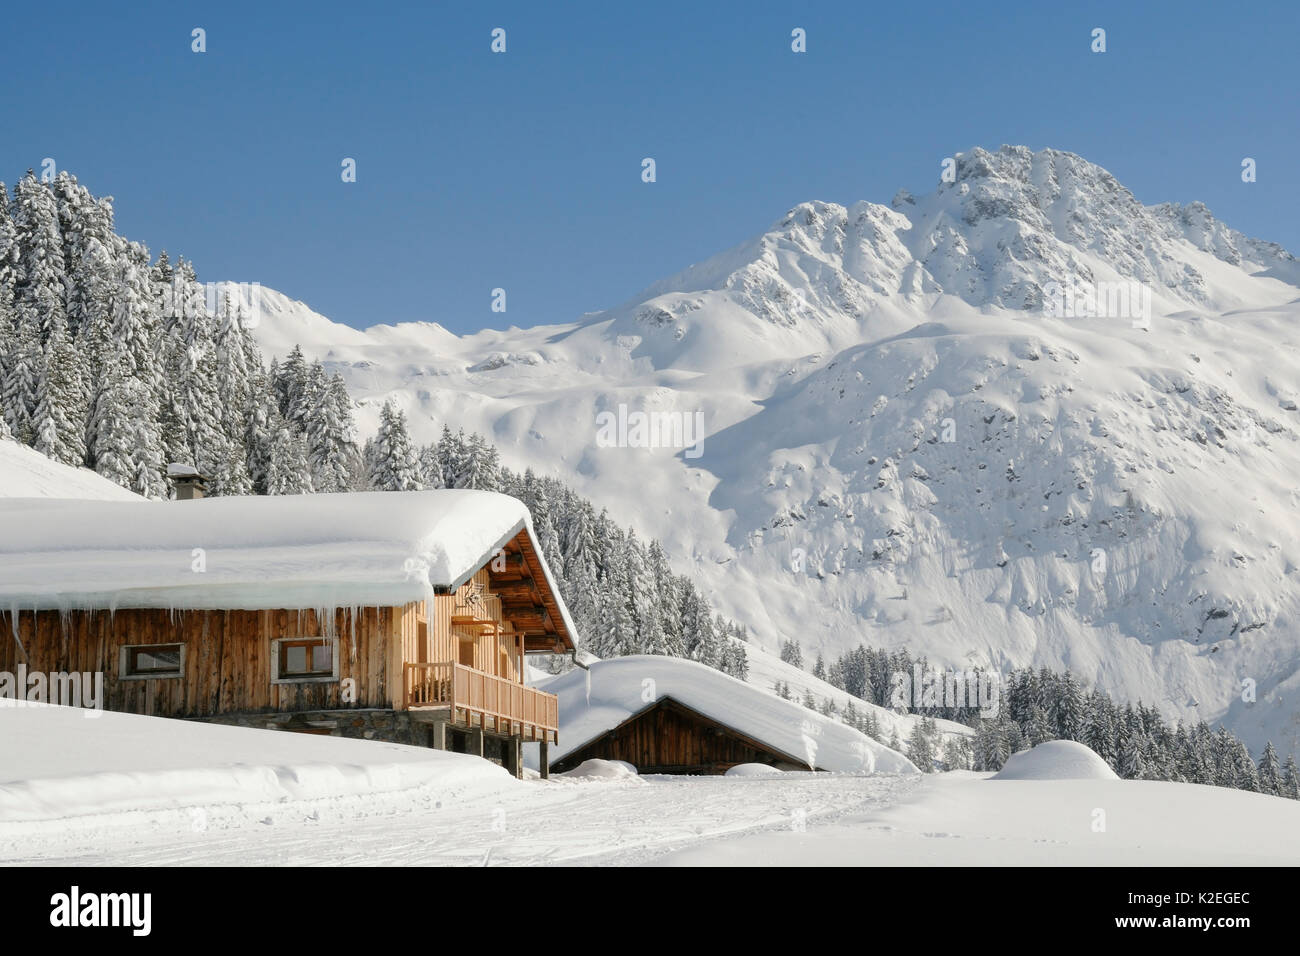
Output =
[
  {"x1": 467, "y1": 726, "x2": 484, "y2": 758},
  {"x1": 427, "y1": 717, "x2": 448, "y2": 751},
  {"x1": 503, "y1": 736, "x2": 522, "y2": 779},
  {"x1": 539, "y1": 741, "x2": 550, "y2": 780}
]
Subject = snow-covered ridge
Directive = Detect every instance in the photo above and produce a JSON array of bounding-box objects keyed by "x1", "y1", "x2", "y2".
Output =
[{"x1": 243, "y1": 145, "x2": 1300, "y2": 755}]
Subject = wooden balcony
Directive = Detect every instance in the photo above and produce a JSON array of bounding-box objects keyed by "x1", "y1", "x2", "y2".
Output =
[
  {"x1": 451, "y1": 583, "x2": 502, "y2": 632},
  {"x1": 404, "y1": 661, "x2": 558, "y2": 742}
]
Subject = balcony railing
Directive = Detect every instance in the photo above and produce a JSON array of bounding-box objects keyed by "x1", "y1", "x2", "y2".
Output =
[{"x1": 404, "y1": 661, "x2": 558, "y2": 740}]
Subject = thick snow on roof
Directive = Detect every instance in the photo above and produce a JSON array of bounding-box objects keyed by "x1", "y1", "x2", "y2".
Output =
[
  {"x1": 540, "y1": 656, "x2": 916, "y2": 774},
  {"x1": 0, "y1": 490, "x2": 575, "y2": 632},
  {"x1": 0, "y1": 439, "x2": 141, "y2": 501}
]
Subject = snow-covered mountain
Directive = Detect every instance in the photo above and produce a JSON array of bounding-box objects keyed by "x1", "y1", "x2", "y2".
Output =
[{"x1": 241, "y1": 145, "x2": 1300, "y2": 755}]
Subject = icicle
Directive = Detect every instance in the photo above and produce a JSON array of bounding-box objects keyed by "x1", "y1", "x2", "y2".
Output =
[
  {"x1": 57, "y1": 606, "x2": 71, "y2": 657},
  {"x1": 349, "y1": 603, "x2": 359, "y2": 662},
  {"x1": 8, "y1": 603, "x2": 29, "y2": 664}
]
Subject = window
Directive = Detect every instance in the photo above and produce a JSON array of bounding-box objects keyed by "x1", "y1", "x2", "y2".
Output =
[
  {"x1": 271, "y1": 637, "x2": 339, "y2": 684},
  {"x1": 121, "y1": 643, "x2": 185, "y2": 680}
]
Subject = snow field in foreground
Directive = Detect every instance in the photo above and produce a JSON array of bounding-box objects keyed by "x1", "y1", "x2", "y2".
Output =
[
  {"x1": 656, "y1": 774, "x2": 1300, "y2": 866},
  {"x1": 3, "y1": 708, "x2": 1298, "y2": 866}
]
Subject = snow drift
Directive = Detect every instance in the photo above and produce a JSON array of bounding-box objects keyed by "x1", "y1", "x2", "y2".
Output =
[
  {"x1": 724, "y1": 763, "x2": 784, "y2": 778},
  {"x1": 0, "y1": 701, "x2": 514, "y2": 825},
  {"x1": 992, "y1": 740, "x2": 1119, "y2": 781},
  {"x1": 558, "y1": 758, "x2": 641, "y2": 781}
]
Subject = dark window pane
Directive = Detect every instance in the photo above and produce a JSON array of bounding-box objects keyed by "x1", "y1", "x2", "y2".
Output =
[
  {"x1": 285, "y1": 645, "x2": 308, "y2": 674},
  {"x1": 137, "y1": 650, "x2": 180, "y2": 671},
  {"x1": 128, "y1": 645, "x2": 182, "y2": 675}
]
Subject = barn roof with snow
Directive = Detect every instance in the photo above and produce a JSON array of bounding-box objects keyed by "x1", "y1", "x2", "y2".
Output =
[
  {"x1": 538, "y1": 655, "x2": 915, "y2": 774},
  {"x1": 0, "y1": 489, "x2": 578, "y2": 649}
]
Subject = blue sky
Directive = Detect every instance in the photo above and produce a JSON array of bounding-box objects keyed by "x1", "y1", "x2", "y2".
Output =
[{"x1": 4, "y1": 1, "x2": 1297, "y2": 334}]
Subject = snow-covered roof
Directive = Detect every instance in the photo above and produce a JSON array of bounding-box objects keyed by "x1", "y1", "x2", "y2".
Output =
[
  {"x1": 0, "y1": 490, "x2": 579, "y2": 646},
  {"x1": 538, "y1": 656, "x2": 915, "y2": 774}
]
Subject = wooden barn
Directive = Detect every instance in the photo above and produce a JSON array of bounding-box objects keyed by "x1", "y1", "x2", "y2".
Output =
[
  {"x1": 0, "y1": 489, "x2": 578, "y2": 778},
  {"x1": 540, "y1": 655, "x2": 915, "y2": 776},
  {"x1": 550, "y1": 695, "x2": 815, "y2": 774}
]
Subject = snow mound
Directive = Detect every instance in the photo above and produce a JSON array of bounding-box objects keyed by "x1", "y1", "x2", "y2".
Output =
[
  {"x1": 0, "y1": 702, "x2": 514, "y2": 825},
  {"x1": 558, "y1": 758, "x2": 640, "y2": 780},
  {"x1": 724, "y1": 763, "x2": 784, "y2": 778},
  {"x1": 0, "y1": 439, "x2": 142, "y2": 500},
  {"x1": 992, "y1": 741, "x2": 1119, "y2": 781},
  {"x1": 537, "y1": 655, "x2": 917, "y2": 774}
]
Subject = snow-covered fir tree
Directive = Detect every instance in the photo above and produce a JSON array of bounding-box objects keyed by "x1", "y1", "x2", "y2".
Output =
[
  {"x1": 32, "y1": 329, "x2": 87, "y2": 465},
  {"x1": 87, "y1": 344, "x2": 167, "y2": 498},
  {"x1": 12, "y1": 171, "x2": 68, "y2": 340},
  {"x1": 306, "y1": 371, "x2": 360, "y2": 493},
  {"x1": 0, "y1": 171, "x2": 336, "y2": 500},
  {"x1": 365, "y1": 400, "x2": 422, "y2": 491},
  {"x1": 906, "y1": 721, "x2": 936, "y2": 772},
  {"x1": 265, "y1": 418, "x2": 313, "y2": 495},
  {"x1": 1257, "y1": 742, "x2": 1282, "y2": 797}
]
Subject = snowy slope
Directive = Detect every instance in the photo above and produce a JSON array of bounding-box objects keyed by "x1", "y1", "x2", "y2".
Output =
[
  {"x1": 243, "y1": 145, "x2": 1300, "y2": 754},
  {"x1": 534, "y1": 655, "x2": 917, "y2": 773},
  {"x1": 0, "y1": 438, "x2": 142, "y2": 500},
  {"x1": 736, "y1": 638, "x2": 973, "y2": 751}
]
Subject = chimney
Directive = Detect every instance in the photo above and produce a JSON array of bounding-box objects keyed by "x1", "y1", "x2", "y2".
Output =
[{"x1": 167, "y1": 462, "x2": 209, "y2": 500}]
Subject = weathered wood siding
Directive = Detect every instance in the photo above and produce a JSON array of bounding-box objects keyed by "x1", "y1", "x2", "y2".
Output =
[
  {"x1": 0, "y1": 604, "x2": 415, "y2": 718},
  {"x1": 0, "y1": 551, "x2": 548, "y2": 726},
  {"x1": 550, "y1": 698, "x2": 811, "y2": 775},
  {"x1": 432, "y1": 569, "x2": 523, "y2": 682}
]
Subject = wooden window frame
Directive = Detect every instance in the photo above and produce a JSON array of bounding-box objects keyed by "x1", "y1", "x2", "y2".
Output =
[
  {"x1": 271, "y1": 636, "x2": 340, "y2": 684},
  {"x1": 120, "y1": 643, "x2": 186, "y2": 681}
]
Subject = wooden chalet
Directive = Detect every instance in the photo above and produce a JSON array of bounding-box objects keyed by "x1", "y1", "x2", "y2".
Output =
[{"x1": 0, "y1": 490, "x2": 578, "y2": 778}]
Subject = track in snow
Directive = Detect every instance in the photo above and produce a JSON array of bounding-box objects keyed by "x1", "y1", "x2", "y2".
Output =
[{"x1": 1, "y1": 772, "x2": 921, "y2": 867}]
